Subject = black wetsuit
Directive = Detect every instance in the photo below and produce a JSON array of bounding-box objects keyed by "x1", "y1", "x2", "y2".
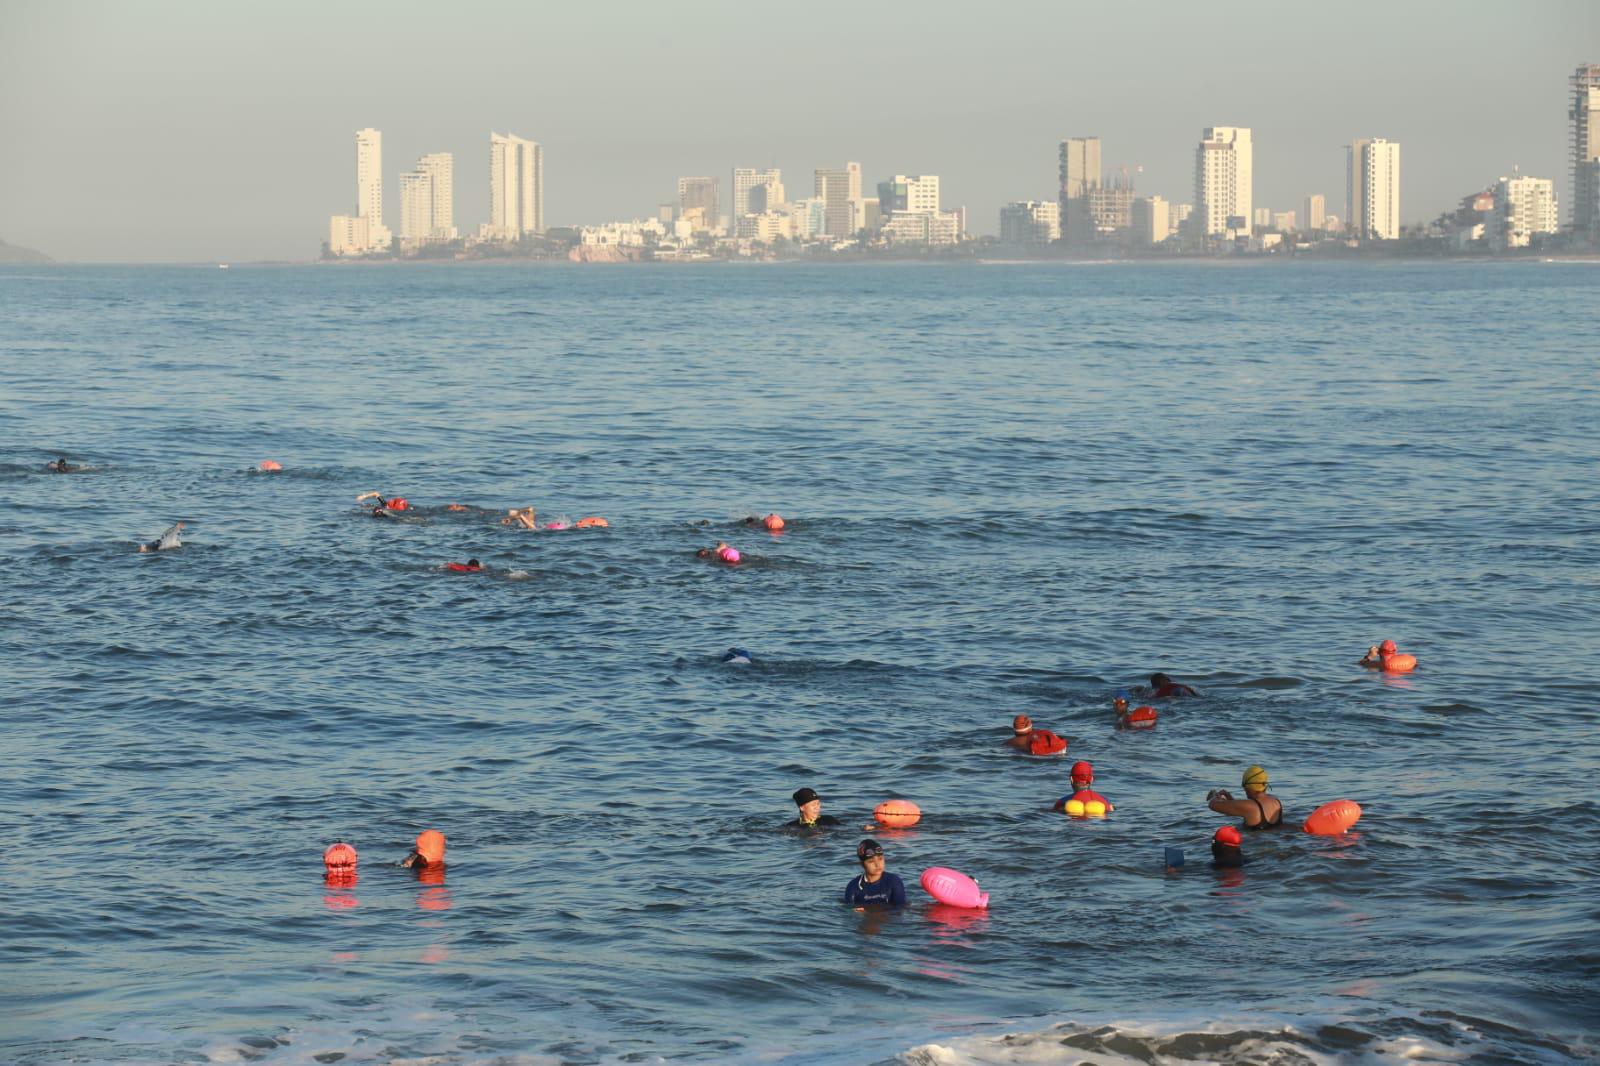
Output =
[
  {"x1": 786, "y1": 814, "x2": 841, "y2": 834},
  {"x1": 1246, "y1": 796, "x2": 1283, "y2": 830}
]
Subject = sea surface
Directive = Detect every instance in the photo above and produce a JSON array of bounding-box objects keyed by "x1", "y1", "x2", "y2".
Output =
[{"x1": 1, "y1": 260, "x2": 1597, "y2": 1066}]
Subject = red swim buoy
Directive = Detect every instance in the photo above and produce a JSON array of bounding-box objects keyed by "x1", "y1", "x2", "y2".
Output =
[
  {"x1": 874, "y1": 799, "x2": 922, "y2": 827},
  {"x1": 1126, "y1": 706, "x2": 1158, "y2": 728},
  {"x1": 386, "y1": 497, "x2": 410, "y2": 511},
  {"x1": 445, "y1": 562, "x2": 481, "y2": 573},
  {"x1": 1028, "y1": 729, "x2": 1067, "y2": 756},
  {"x1": 1382, "y1": 653, "x2": 1417, "y2": 673},
  {"x1": 1303, "y1": 799, "x2": 1362, "y2": 836}
]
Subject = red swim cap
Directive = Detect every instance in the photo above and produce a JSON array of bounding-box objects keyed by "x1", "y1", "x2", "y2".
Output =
[
  {"x1": 415, "y1": 829, "x2": 446, "y2": 865},
  {"x1": 1379, "y1": 639, "x2": 1397, "y2": 655},
  {"x1": 1012, "y1": 714, "x2": 1032, "y2": 734},
  {"x1": 323, "y1": 841, "x2": 358, "y2": 869},
  {"x1": 1214, "y1": 825, "x2": 1242, "y2": 846},
  {"x1": 1071, "y1": 760, "x2": 1093, "y2": 784}
]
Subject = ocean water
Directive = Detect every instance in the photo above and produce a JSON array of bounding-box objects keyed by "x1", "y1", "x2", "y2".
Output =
[{"x1": 1, "y1": 260, "x2": 1597, "y2": 1066}]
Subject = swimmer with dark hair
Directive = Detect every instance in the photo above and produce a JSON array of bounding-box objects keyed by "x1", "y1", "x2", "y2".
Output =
[
  {"x1": 790, "y1": 787, "x2": 841, "y2": 830},
  {"x1": 357, "y1": 491, "x2": 411, "y2": 516},
  {"x1": 445, "y1": 558, "x2": 483, "y2": 573},
  {"x1": 137, "y1": 522, "x2": 183, "y2": 553},
  {"x1": 843, "y1": 839, "x2": 906, "y2": 908},
  {"x1": 1149, "y1": 672, "x2": 1198, "y2": 699},
  {"x1": 46, "y1": 457, "x2": 80, "y2": 473},
  {"x1": 1207, "y1": 765, "x2": 1282, "y2": 829}
]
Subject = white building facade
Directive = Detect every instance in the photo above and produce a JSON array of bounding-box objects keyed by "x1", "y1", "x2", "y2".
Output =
[
  {"x1": 489, "y1": 132, "x2": 544, "y2": 238},
  {"x1": 999, "y1": 200, "x2": 1060, "y2": 245},
  {"x1": 732, "y1": 167, "x2": 782, "y2": 220},
  {"x1": 1490, "y1": 175, "x2": 1559, "y2": 249},
  {"x1": 1347, "y1": 138, "x2": 1401, "y2": 240},
  {"x1": 814, "y1": 163, "x2": 862, "y2": 237},
  {"x1": 1194, "y1": 126, "x2": 1253, "y2": 238}
]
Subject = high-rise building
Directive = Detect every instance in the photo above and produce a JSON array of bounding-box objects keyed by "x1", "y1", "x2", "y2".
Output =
[
  {"x1": 1571, "y1": 64, "x2": 1600, "y2": 235},
  {"x1": 678, "y1": 176, "x2": 720, "y2": 231},
  {"x1": 1253, "y1": 207, "x2": 1274, "y2": 229},
  {"x1": 999, "y1": 201, "x2": 1060, "y2": 245},
  {"x1": 328, "y1": 214, "x2": 370, "y2": 257},
  {"x1": 1273, "y1": 211, "x2": 1296, "y2": 232},
  {"x1": 1303, "y1": 193, "x2": 1326, "y2": 231},
  {"x1": 399, "y1": 171, "x2": 431, "y2": 241},
  {"x1": 489, "y1": 133, "x2": 544, "y2": 238},
  {"x1": 1193, "y1": 127, "x2": 1252, "y2": 238},
  {"x1": 1131, "y1": 196, "x2": 1170, "y2": 246},
  {"x1": 351, "y1": 127, "x2": 391, "y2": 250},
  {"x1": 1058, "y1": 137, "x2": 1101, "y2": 244},
  {"x1": 814, "y1": 163, "x2": 861, "y2": 237},
  {"x1": 1490, "y1": 174, "x2": 1559, "y2": 250},
  {"x1": 732, "y1": 168, "x2": 781, "y2": 219},
  {"x1": 748, "y1": 178, "x2": 784, "y2": 215},
  {"x1": 418, "y1": 153, "x2": 455, "y2": 239},
  {"x1": 1347, "y1": 138, "x2": 1401, "y2": 240},
  {"x1": 878, "y1": 175, "x2": 940, "y2": 214}
]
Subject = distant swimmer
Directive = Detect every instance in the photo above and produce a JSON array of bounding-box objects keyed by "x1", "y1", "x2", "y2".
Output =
[
  {"x1": 742, "y1": 513, "x2": 786, "y2": 531},
  {"x1": 1004, "y1": 714, "x2": 1035, "y2": 750},
  {"x1": 791, "y1": 787, "x2": 841, "y2": 830},
  {"x1": 357, "y1": 491, "x2": 411, "y2": 516},
  {"x1": 137, "y1": 522, "x2": 184, "y2": 553},
  {"x1": 843, "y1": 839, "x2": 906, "y2": 908},
  {"x1": 503, "y1": 506, "x2": 537, "y2": 529},
  {"x1": 721, "y1": 646, "x2": 753, "y2": 664},
  {"x1": 46, "y1": 457, "x2": 81, "y2": 473},
  {"x1": 1055, "y1": 760, "x2": 1113, "y2": 815},
  {"x1": 1114, "y1": 690, "x2": 1158, "y2": 729},
  {"x1": 1360, "y1": 639, "x2": 1417, "y2": 672},
  {"x1": 1207, "y1": 765, "x2": 1283, "y2": 830},
  {"x1": 401, "y1": 829, "x2": 447, "y2": 872},
  {"x1": 1211, "y1": 825, "x2": 1244, "y2": 868},
  {"x1": 1148, "y1": 672, "x2": 1199, "y2": 699},
  {"x1": 697, "y1": 542, "x2": 741, "y2": 564},
  {"x1": 1005, "y1": 714, "x2": 1067, "y2": 755},
  {"x1": 258, "y1": 460, "x2": 282, "y2": 472},
  {"x1": 444, "y1": 558, "x2": 483, "y2": 573}
]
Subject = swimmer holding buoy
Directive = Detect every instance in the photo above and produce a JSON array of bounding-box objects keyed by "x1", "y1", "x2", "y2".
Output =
[
  {"x1": 1056, "y1": 761, "x2": 1113, "y2": 817},
  {"x1": 444, "y1": 559, "x2": 483, "y2": 573},
  {"x1": 1004, "y1": 714, "x2": 1067, "y2": 755},
  {"x1": 697, "y1": 542, "x2": 742, "y2": 564},
  {"x1": 401, "y1": 829, "x2": 446, "y2": 873},
  {"x1": 1359, "y1": 639, "x2": 1417, "y2": 673},
  {"x1": 1113, "y1": 690, "x2": 1158, "y2": 729},
  {"x1": 1207, "y1": 765, "x2": 1283, "y2": 829}
]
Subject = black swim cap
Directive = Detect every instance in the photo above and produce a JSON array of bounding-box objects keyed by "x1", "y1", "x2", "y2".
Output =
[
  {"x1": 793, "y1": 787, "x2": 820, "y2": 807},
  {"x1": 857, "y1": 839, "x2": 884, "y2": 860}
]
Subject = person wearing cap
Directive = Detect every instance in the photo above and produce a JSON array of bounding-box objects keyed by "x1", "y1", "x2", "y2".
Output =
[
  {"x1": 1055, "y1": 761, "x2": 1113, "y2": 812},
  {"x1": 1211, "y1": 826, "x2": 1244, "y2": 868},
  {"x1": 1148, "y1": 672, "x2": 1198, "y2": 699},
  {"x1": 789, "y1": 787, "x2": 841, "y2": 830},
  {"x1": 47, "y1": 457, "x2": 80, "y2": 473},
  {"x1": 843, "y1": 839, "x2": 907, "y2": 908},
  {"x1": 1112, "y1": 690, "x2": 1130, "y2": 717},
  {"x1": 1207, "y1": 765, "x2": 1282, "y2": 829},
  {"x1": 1359, "y1": 639, "x2": 1398, "y2": 668},
  {"x1": 1003, "y1": 714, "x2": 1035, "y2": 750},
  {"x1": 401, "y1": 829, "x2": 447, "y2": 871}
]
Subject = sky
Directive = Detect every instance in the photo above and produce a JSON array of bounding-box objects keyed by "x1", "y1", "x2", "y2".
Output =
[{"x1": 1, "y1": 0, "x2": 1596, "y2": 261}]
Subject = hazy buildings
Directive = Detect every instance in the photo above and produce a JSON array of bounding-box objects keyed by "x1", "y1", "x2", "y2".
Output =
[
  {"x1": 878, "y1": 175, "x2": 940, "y2": 214},
  {"x1": 1273, "y1": 211, "x2": 1296, "y2": 232},
  {"x1": 488, "y1": 132, "x2": 544, "y2": 239},
  {"x1": 1194, "y1": 126, "x2": 1253, "y2": 239},
  {"x1": 1058, "y1": 137, "x2": 1101, "y2": 244},
  {"x1": 814, "y1": 163, "x2": 862, "y2": 237},
  {"x1": 678, "y1": 176, "x2": 720, "y2": 231},
  {"x1": 1304, "y1": 193, "x2": 1327, "y2": 231},
  {"x1": 1489, "y1": 174, "x2": 1559, "y2": 249},
  {"x1": 1131, "y1": 196, "x2": 1170, "y2": 246},
  {"x1": 1571, "y1": 64, "x2": 1600, "y2": 236},
  {"x1": 878, "y1": 174, "x2": 962, "y2": 246},
  {"x1": 732, "y1": 168, "x2": 781, "y2": 220},
  {"x1": 327, "y1": 214, "x2": 371, "y2": 257},
  {"x1": 1253, "y1": 207, "x2": 1273, "y2": 230},
  {"x1": 399, "y1": 153, "x2": 456, "y2": 243},
  {"x1": 1347, "y1": 138, "x2": 1401, "y2": 240},
  {"x1": 327, "y1": 127, "x2": 390, "y2": 255},
  {"x1": 999, "y1": 200, "x2": 1060, "y2": 245}
]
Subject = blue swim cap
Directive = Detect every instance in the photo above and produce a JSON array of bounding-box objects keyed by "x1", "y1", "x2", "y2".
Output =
[
  {"x1": 721, "y1": 647, "x2": 752, "y2": 662},
  {"x1": 1114, "y1": 688, "x2": 1130, "y2": 700}
]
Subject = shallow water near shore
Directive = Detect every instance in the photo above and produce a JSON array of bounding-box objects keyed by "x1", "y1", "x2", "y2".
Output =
[{"x1": 2, "y1": 260, "x2": 1598, "y2": 1065}]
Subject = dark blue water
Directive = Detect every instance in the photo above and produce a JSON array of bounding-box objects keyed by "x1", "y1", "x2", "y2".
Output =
[{"x1": 3, "y1": 261, "x2": 1597, "y2": 1065}]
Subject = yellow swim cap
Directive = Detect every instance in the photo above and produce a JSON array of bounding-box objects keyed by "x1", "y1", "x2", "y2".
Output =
[{"x1": 1243, "y1": 765, "x2": 1269, "y2": 790}]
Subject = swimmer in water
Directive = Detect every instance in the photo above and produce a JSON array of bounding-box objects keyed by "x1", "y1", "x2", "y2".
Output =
[
  {"x1": 445, "y1": 558, "x2": 483, "y2": 573},
  {"x1": 1359, "y1": 640, "x2": 1399, "y2": 668},
  {"x1": 401, "y1": 829, "x2": 447, "y2": 872},
  {"x1": 843, "y1": 839, "x2": 906, "y2": 908},
  {"x1": 790, "y1": 787, "x2": 841, "y2": 830},
  {"x1": 357, "y1": 491, "x2": 412, "y2": 517},
  {"x1": 137, "y1": 521, "x2": 184, "y2": 552},
  {"x1": 502, "y1": 506, "x2": 537, "y2": 529},
  {"x1": 1004, "y1": 714, "x2": 1035, "y2": 750},
  {"x1": 46, "y1": 457, "x2": 80, "y2": 473},
  {"x1": 1054, "y1": 760, "x2": 1114, "y2": 812},
  {"x1": 1211, "y1": 825, "x2": 1244, "y2": 868},
  {"x1": 1207, "y1": 765, "x2": 1283, "y2": 829},
  {"x1": 721, "y1": 647, "x2": 753, "y2": 664},
  {"x1": 1149, "y1": 672, "x2": 1198, "y2": 699}
]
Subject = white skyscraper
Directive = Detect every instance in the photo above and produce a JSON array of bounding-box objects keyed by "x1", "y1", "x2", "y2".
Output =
[
  {"x1": 732, "y1": 167, "x2": 782, "y2": 219},
  {"x1": 399, "y1": 171, "x2": 431, "y2": 241},
  {"x1": 814, "y1": 162, "x2": 862, "y2": 237},
  {"x1": 489, "y1": 133, "x2": 544, "y2": 238},
  {"x1": 355, "y1": 127, "x2": 390, "y2": 250},
  {"x1": 1304, "y1": 193, "x2": 1327, "y2": 231},
  {"x1": 1347, "y1": 138, "x2": 1400, "y2": 240},
  {"x1": 418, "y1": 153, "x2": 455, "y2": 239},
  {"x1": 999, "y1": 201, "x2": 1060, "y2": 245},
  {"x1": 1193, "y1": 126, "x2": 1253, "y2": 238},
  {"x1": 1490, "y1": 174, "x2": 1559, "y2": 250}
]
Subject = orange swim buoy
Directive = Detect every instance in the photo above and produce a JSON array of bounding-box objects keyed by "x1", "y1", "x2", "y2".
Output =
[
  {"x1": 1028, "y1": 729, "x2": 1067, "y2": 756},
  {"x1": 258, "y1": 460, "x2": 282, "y2": 472},
  {"x1": 1382, "y1": 653, "x2": 1417, "y2": 673},
  {"x1": 764, "y1": 513, "x2": 785, "y2": 531},
  {"x1": 575, "y1": 516, "x2": 609, "y2": 528},
  {"x1": 1126, "y1": 706, "x2": 1158, "y2": 728},
  {"x1": 323, "y1": 841, "x2": 358, "y2": 869},
  {"x1": 1303, "y1": 799, "x2": 1362, "y2": 836},
  {"x1": 874, "y1": 799, "x2": 922, "y2": 827},
  {"x1": 386, "y1": 497, "x2": 410, "y2": 512}
]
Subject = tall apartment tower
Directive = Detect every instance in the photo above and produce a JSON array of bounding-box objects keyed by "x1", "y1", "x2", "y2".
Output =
[
  {"x1": 399, "y1": 171, "x2": 431, "y2": 241},
  {"x1": 1193, "y1": 127, "x2": 1252, "y2": 238},
  {"x1": 814, "y1": 162, "x2": 862, "y2": 237},
  {"x1": 1058, "y1": 137, "x2": 1101, "y2": 244},
  {"x1": 1571, "y1": 64, "x2": 1600, "y2": 234},
  {"x1": 355, "y1": 128, "x2": 391, "y2": 248},
  {"x1": 489, "y1": 133, "x2": 544, "y2": 237},
  {"x1": 677, "y1": 176, "x2": 720, "y2": 230},
  {"x1": 877, "y1": 175, "x2": 940, "y2": 214},
  {"x1": 418, "y1": 153, "x2": 455, "y2": 239},
  {"x1": 1304, "y1": 193, "x2": 1327, "y2": 232},
  {"x1": 1347, "y1": 138, "x2": 1401, "y2": 240},
  {"x1": 732, "y1": 168, "x2": 781, "y2": 219}
]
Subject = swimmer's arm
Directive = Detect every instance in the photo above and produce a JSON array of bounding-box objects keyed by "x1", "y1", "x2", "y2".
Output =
[{"x1": 1207, "y1": 794, "x2": 1256, "y2": 819}]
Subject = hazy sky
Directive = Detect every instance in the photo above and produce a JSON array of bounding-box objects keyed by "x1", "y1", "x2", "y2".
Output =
[{"x1": 2, "y1": 0, "x2": 1596, "y2": 261}]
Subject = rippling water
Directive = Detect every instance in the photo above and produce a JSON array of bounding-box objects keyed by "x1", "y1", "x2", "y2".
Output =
[{"x1": 2, "y1": 261, "x2": 1597, "y2": 1065}]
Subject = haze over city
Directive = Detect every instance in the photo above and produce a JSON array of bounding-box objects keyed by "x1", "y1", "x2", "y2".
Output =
[{"x1": 2, "y1": 0, "x2": 1596, "y2": 262}]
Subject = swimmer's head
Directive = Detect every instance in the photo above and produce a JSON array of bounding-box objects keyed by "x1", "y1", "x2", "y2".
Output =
[
  {"x1": 1071, "y1": 760, "x2": 1094, "y2": 785},
  {"x1": 414, "y1": 829, "x2": 446, "y2": 866},
  {"x1": 1150, "y1": 672, "x2": 1172, "y2": 689},
  {"x1": 467, "y1": 559, "x2": 480, "y2": 569},
  {"x1": 857, "y1": 839, "x2": 885, "y2": 862},
  {"x1": 696, "y1": 548, "x2": 714, "y2": 558},
  {"x1": 1212, "y1": 825, "x2": 1243, "y2": 867},
  {"x1": 1379, "y1": 639, "x2": 1397, "y2": 656},
  {"x1": 323, "y1": 841, "x2": 358, "y2": 870},
  {"x1": 794, "y1": 787, "x2": 820, "y2": 808},
  {"x1": 1012, "y1": 714, "x2": 1033, "y2": 735},
  {"x1": 1242, "y1": 765, "x2": 1269, "y2": 793}
]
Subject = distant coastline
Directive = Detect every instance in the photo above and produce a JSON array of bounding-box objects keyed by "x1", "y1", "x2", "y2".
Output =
[{"x1": 0, "y1": 238, "x2": 52, "y2": 264}]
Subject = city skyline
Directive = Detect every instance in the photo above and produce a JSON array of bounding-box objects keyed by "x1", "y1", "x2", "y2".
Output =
[{"x1": 2, "y1": 0, "x2": 1596, "y2": 261}]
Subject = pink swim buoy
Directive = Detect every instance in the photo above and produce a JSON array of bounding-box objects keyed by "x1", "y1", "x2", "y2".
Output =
[
  {"x1": 921, "y1": 866, "x2": 989, "y2": 909},
  {"x1": 718, "y1": 546, "x2": 741, "y2": 564}
]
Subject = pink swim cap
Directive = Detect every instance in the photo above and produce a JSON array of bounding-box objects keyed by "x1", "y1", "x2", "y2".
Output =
[{"x1": 1379, "y1": 639, "x2": 1398, "y2": 655}]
